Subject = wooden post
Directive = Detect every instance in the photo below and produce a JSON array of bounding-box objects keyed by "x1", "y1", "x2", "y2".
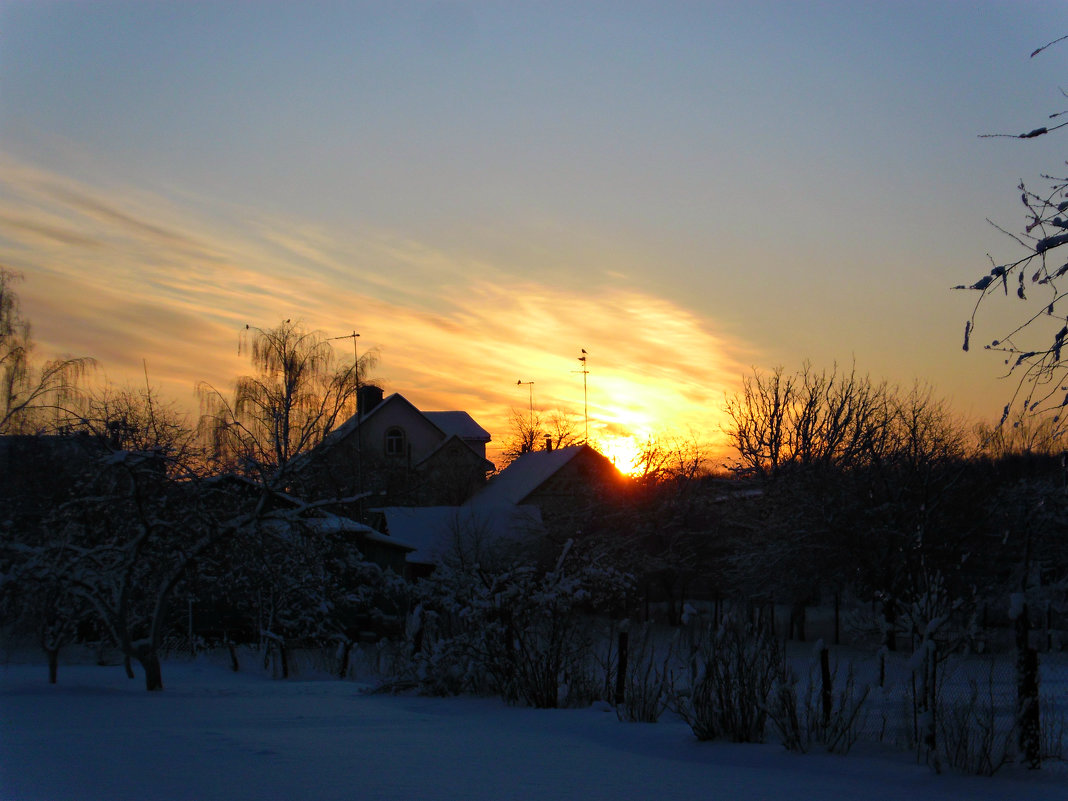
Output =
[
  {"x1": 1016, "y1": 601, "x2": 1041, "y2": 769},
  {"x1": 615, "y1": 630, "x2": 629, "y2": 706},
  {"x1": 819, "y1": 645, "x2": 833, "y2": 729}
]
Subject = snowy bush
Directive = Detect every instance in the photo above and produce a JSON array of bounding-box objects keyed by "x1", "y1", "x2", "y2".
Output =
[
  {"x1": 613, "y1": 623, "x2": 670, "y2": 724},
  {"x1": 933, "y1": 661, "x2": 1015, "y2": 776},
  {"x1": 400, "y1": 541, "x2": 634, "y2": 708},
  {"x1": 670, "y1": 617, "x2": 784, "y2": 742},
  {"x1": 767, "y1": 644, "x2": 871, "y2": 754},
  {"x1": 1039, "y1": 693, "x2": 1067, "y2": 764}
]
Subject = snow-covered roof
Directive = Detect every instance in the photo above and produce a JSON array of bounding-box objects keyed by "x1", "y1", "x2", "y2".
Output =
[
  {"x1": 301, "y1": 514, "x2": 418, "y2": 551},
  {"x1": 423, "y1": 411, "x2": 491, "y2": 442},
  {"x1": 468, "y1": 445, "x2": 589, "y2": 507},
  {"x1": 374, "y1": 505, "x2": 542, "y2": 565}
]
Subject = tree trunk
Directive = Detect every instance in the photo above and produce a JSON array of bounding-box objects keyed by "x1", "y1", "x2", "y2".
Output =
[
  {"x1": 47, "y1": 647, "x2": 59, "y2": 684},
  {"x1": 789, "y1": 601, "x2": 807, "y2": 642},
  {"x1": 137, "y1": 647, "x2": 164, "y2": 691},
  {"x1": 337, "y1": 641, "x2": 353, "y2": 680},
  {"x1": 883, "y1": 603, "x2": 898, "y2": 652},
  {"x1": 279, "y1": 641, "x2": 289, "y2": 679}
]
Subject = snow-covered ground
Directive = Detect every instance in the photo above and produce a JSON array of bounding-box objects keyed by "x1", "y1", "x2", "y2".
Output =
[{"x1": 1, "y1": 656, "x2": 1065, "y2": 801}]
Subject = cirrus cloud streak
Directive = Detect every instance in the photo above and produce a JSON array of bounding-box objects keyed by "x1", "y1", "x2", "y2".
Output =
[{"x1": 0, "y1": 154, "x2": 752, "y2": 462}]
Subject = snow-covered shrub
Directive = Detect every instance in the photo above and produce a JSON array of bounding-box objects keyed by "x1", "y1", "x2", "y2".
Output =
[
  {"x1": 767, "y1": 644, "x2": 870, "y2": 754},
  {"x1": 401, "y1": 541, "x2": 635, "y2": 708},
  {"x1": 212, "y1": 514, "x2": 409, "y2": 681},
  {"x1": 670, "y1": 617, "x2": 784, "y2": 742},
  {"x1": 1040, "y1": 693, "x2": 1066, "y2": 764},
  {"x1": 614, "y1": 623, "x2": 670, "y2": 723},
  {"x1": 767, "y1": 672, "x2": 804, "y2": 751},
  {"x1": 934, "y1": 661, "x2": 1015, "y2": 776}
]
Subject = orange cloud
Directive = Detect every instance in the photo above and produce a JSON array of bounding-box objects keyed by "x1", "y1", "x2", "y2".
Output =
[{"x1": 0, "y1": 153, "x2": 752, "y2": 464}]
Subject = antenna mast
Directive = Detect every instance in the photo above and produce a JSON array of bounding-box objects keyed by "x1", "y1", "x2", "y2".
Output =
[
  {"x1": 576, "y1": 349, "x2": 589, "y2": 443},
  {"x1": 327, "y1": 330, "x2": 361, "y2": 403},
  {"x1": 516, "y1": 380, "x2": 535, "y2": 447},
  {"x1": 328, "y1": 330, "x2": 362, "y2": 508}
]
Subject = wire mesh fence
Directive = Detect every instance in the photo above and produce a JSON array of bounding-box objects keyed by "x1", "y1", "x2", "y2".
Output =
[
  {"x1": 101, "y1": 602, "x2": 1068, "y2": 774},
  {"x1": 785, "y1": 644, "x2": 1068, "y2": 771}
]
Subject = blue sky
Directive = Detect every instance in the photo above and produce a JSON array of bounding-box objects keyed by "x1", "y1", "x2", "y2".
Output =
[{"x1": 3, "y1": 1, "x2": 1068, "y2": 461}]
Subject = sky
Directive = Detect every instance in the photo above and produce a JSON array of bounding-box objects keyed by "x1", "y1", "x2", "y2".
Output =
[{"x1": 2, "y1": 1, "x2": 1068, "y2": 466}]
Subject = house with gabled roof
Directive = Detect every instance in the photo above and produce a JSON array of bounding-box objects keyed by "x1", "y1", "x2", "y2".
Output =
[
  {"x1": 347, "y1": 443, "x2": 628, "y2": 579},
  {"x1": 290, "y1": 386, "x2": 494, "y2": 509},
  {"x1": 469, "y1": 443, "x2": 627, "y2": 517}
]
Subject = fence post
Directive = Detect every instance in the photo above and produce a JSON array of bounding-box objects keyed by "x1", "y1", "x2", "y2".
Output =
[
  {"x1": 188, "y1": 596, "x2": 196, "y2": 657},
  {"x1": 615, "y1": 629, "x2": 629, "y2": 706},
  {"x1": 1018, "y1": 645, "x2": 1042, "y2": 769},
  {"x1": 1015, "y1": 599, "x2": 1041, "y2": 769},
  {"x1": 820, "y1": 645, "x2": 833, "y2": 729},
  {"x1": 926, "y1": 642, "x2": 937, "y2": 759}
]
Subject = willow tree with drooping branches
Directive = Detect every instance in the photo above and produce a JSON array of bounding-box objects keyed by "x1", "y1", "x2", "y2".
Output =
[
  {"x1": 199, "y1": 319, "x2": 375, "y2": 480},
  {"x1": 0, "y1": 267, "x2": 94, "y2": 434}
]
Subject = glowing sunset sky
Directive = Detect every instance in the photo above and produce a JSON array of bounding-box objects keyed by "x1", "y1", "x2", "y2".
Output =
[{"x1": 2, "y1": 1, "x2": 1067, "y2": 465}]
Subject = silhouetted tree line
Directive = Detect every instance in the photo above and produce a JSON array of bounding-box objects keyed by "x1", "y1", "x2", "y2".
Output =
[{"x1": 717, "y1": 364, "x2": 1066, "y2": 654}]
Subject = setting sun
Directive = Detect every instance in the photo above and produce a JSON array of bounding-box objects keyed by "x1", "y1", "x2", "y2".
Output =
[{"x1": 597, "y1": 434, "x2": 646, "y2": 477}]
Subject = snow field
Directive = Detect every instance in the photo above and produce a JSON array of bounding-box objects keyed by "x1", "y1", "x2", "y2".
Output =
[{"x1": 1, "y1": 653, "x2": 1066, "y2": 801}]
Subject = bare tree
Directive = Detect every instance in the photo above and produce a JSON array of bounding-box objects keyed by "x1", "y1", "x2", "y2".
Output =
[
  {"x1": 723, "y1": 362, "x2": 891, "y2": 478},
  {"x1": 500, "y1": 408, "x2": 581, "y2": 462},
  {"x1": 199, "y1": 319, "x2": 374, "y2": 480},
  {"x1": 0, "y1": 267, "x2": 93, "y2": 434},
  {"x1": 974, "y1": 410, "x2": 1062, "y2": 459},
  {"x1": 631, "y1": 433, "x2": 708, "y2": 486},
  {"x1": 2, "y1": 382, "x2": 204, "y2": 684},
  {"x1": 4, "y1": 384, "x2": 235, "y2": 690},
  {"x1": 80, "y1": 383, "x2": 200, "y2": 469},
  {"x1": 958, "y1": 38, "x2": 1068, "y2": 435},
  {"x1": 722, "y1": 364, "x2": 972, "y2": 647}
]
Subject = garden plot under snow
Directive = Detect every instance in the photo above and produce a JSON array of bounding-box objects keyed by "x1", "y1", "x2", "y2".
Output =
[{"x1": 1, "y1": 651, "x2": 1066, "y2": 801}]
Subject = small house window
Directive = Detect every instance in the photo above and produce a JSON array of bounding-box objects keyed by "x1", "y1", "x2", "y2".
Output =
[{"x1": 385, "y1": 427, "x2": 406, "y2": 457}]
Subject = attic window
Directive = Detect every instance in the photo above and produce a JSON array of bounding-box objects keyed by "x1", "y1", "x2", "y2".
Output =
[{"x1": 385, "y1": 427, "x2": 406, "y2": 457}]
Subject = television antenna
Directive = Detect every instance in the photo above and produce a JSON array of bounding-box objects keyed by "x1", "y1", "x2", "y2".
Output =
[
  {"x1": 572, "y1": 349, "x2": 589, "y2": 443},
  {"x1": 516, "y1": 380, "x2": 534, "y2": 429},
  {"x1": 327, "y1": 330, "x2": 363, "y2": 506},
  {"x1": 327, "y1": 330, "x2": 361, "y2": 396}
]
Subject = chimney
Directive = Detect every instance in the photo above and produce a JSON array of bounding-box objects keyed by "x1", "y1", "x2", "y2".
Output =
[
  {"x1": 544, "y1": 435, "x2": 552, "y2": 452},
  {"x1": 357, "y1": 385, "x2": 384, "y2": 418}
]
